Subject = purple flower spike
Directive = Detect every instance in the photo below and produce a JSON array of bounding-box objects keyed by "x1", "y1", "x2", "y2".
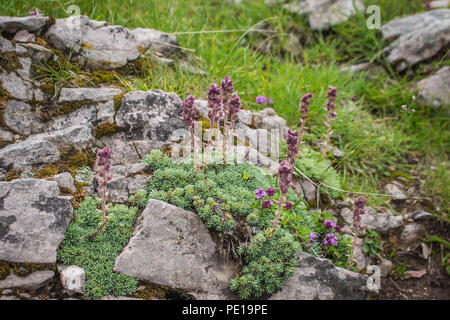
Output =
[
  {"x1": 309, "y1": 232, "x2": 317, "y2": 243},
  {"x1": 229, "y1": 93, "x2": 241, "y2": 126},
  {"x1": 287, "y1": 128, "x2": 299, "y2": 165},
  {"x1": 263, "y1": 199, "x2": 274, "y2": 209},
  {"x1": 254, "y1": 188, "x2": 267, "y2": 199},
  {"x1": 266, "y1": 188, "x2": 276, "y2": 197},
  {"x1": 300, "y1": 93, "x2": 313, "y2": 120},
  {"x1": 182, "y1": 94, "x2": 198, "y2": 127},
  {"x1": 323, "y1": 86, "x2": 338, "y2": 155},
  {"x1": 268, "y1": 97, "x2": 274, "y2": 105},
  {"x1": 352, "y1": 196, "x2": 367, "y2": 233},
  {"x1": 255, "y1": 95, "x2": 268, "y2": 105},
  {"x1": 207, "y1": 82, "x2": 223, "y2": 123},
  {"x1": 425, "y1": 2, "x2": 431, "y2": 10},
  {"x1": 221, "y1": 75, "x2": 234, "y2": 95},
  {"x1": 285, "y1": 202, "x2": 293, "y2": 210},
  {"x1": 278, "y1": 160, "x2": 293, "y2": 195}
]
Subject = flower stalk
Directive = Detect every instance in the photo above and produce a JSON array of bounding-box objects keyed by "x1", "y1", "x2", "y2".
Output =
[{"x1": 323, "y1": 86, "x2": 337, "y2": 156}]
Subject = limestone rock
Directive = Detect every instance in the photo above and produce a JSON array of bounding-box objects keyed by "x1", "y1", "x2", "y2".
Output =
[
  {"x1": 0, "y1": 271, "x2": 54, "y2": 290},
  {"x1": 3, "y1": 100, "x2": 44, "y2": 136},
  {"x1": 12, "y1": 29, "x2": 36, "y2": 42},
  {"x1": 0, "y1": 179, "x2": 73, "y2": 263},
  {"x1": 115, "y1": 89, "x2": 185, "y2": 142},
  {"x1": 385, "y1": 183, "x2": 407, "y2": 200},
  {"x1": 58, "y1": 87, "x2": 123, "y2": 103},
  {"x1": 114, "y1": 200, "x2": 238, "y2": 299},
  {"x1": 399, "y1": 223, "x2": 425, "y2": 251},
  {"x1": 270, "y1": 252, "x2": 375, "y2": 299},
  {"x1": 0, "y1": 16, "x2": 52, "y2": 34},
  {"x1": 44, "y1": 16, "x2": 178, "y2": 70},
  {"x1": 52, "y1": 172, "x2": 76, "y2": 192},
  {"x1": 283, "y1": 0, "x2": 365, "y2": 31},
  {"x1": 127, "y1": 175, "x2": 148, "y2": 195},
  {"x1": 381, "y1": 9, "x2": 450, "y2": 71},
  {"x1": 252, "y1": 108, "x2": 288, "y2": 138},
  {"x1": 17, "y1": 43, "x2": 52, "y2": 64},
  {"x1": 416, "y1": 66, "x2": 450, "y2": 108},
  {"x1": 340, "y1": 207, "x2": 403, "y2": 234},
  {"x1": 57, "y1": 265, "x2": 86, "y2": 294},
  {"x1": 0, "y1": 139, "x2": 60, "y2": 169}
]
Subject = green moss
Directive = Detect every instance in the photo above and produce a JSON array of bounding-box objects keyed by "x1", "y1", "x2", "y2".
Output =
[
  {"x1": 57, "y1": 197, "x2": 139, "y2": 298},
  {"x1": 9, "y1": 262, "x2": 55, "y2": 277},
  {"x1": 133, "y1": 283, "x2": 193, "y2": 300},
  {"x1": 50, "y1": 101, "x2": 88, "y2": 118},
  {"x1": 5, "y1": 168, "x2": 21, "y2": 181},
  {"x1": 65, "y1": 150, "x2": 95, "y2": 171},
  {"x1": 113, "y1": 93, "x2": 124, "y2": 112},
  {"x1": 119, "y1": 56, "x2": 154, "y2": 77},
  {"x1": 91, "y1": 70, "x2": 118, "y2": 85},
  {"x1": 34, "y1": 164, "x2": 58, "y2": 179},
  {"x1": 0, "y1": 261, "x2": 11, "y2": 281},
  {"x1": 0, "y1": 50, "x2": 22, "y2": 73},
  {"x1": 95, "y1": 122, "x2": 118, "y2": 139}
]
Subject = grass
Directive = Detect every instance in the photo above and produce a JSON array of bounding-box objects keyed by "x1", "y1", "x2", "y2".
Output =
[{"x1": 1, "y1": 0, "x2": 448, "y2": 215}]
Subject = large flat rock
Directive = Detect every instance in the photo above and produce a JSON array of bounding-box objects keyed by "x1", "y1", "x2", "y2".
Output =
[
  {"x1": 381, "y1": 9, "x2": 450, "y2": 71},
  {"x1": 0, "y1": 179, "x2": 73, "y2": 263},
  {"x1": 270, "y1": 252, "x2": 374, "y2": 299},
  {"x1": 114, "y1": 200, "x2": 238, "y2": 299}
]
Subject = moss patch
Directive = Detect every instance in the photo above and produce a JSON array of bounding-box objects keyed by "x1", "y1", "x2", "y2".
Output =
[
  {"x1": 133, "y1": 283, "x2": 194, "y2": 300},
  {"x1": 0, "y1": 50, "x2": 22, "y2": 73},
  {"x1": 5, "y1": 168, "x2": 21, "y2": 181},
  {"x1": 95, "y1": 122, "x2": 118, "y2": 139},
  {"x1": 0, "y1": 261, "x2": 11, "y2": 281},
  {"x1": 34, "y1": 164, "x2": 59, "y2": 179},
  {"x1": 113, "y1": 92, "x2": 124, "y2": 112}
]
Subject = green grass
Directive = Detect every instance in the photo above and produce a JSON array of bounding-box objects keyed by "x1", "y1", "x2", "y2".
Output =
[{"x1": 1, "y1": 0, "x2": 448, "y2": 213}]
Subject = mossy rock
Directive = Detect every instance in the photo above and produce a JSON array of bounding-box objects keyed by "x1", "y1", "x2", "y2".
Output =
[
  {"x1": 0, "y1": 50, "x2": 22, "y2": 73},
  {"x1": 0, "y1": 261, "x2": 11, "y2": 281},
  {"x1": 5, "y1": 168, "x2": 21, "y2": 181},
  {"x1": 114, "y1": 92, "x2": 124, "y2": 112},
  {"x1": 95, "y1": 122, "x2": 118, "y2": 139},
  {"x1": 34, "y1": 164, "x2": 59, "y2": 179}
]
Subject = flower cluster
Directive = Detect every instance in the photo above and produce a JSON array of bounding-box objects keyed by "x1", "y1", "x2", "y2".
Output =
[
  {"x1": 352, "y1": 195, "x2": 366, "y2": 233},
  {"x1": 323, "y1": 86, "x2": 337, "y2": 155},
  {"x1": 309, "y1": 232, "x2": 317, "y2": 243},
  {"x1": 29, "y1": 9, "x2": 44, "y2": 16},
  {"x1": 254, "y1": 187, "x2": 280, "y2": 210},
  {"x1": 298, "y1": 92, "x2": 313, "y2": 152},
  {"x1": 254, "y1": 188, "x2": 267, "y2": 199},
  {"x1": 323, "y1": 233, "x2": 338, "y2": 246},
  {"x1": 207, "y1": 82, "x2": 223, "y2": 125},
  {"x1": 182, "y1": 94, "x2": 198, "y2": 127},
  {"x1": 255, "y1": 95, "x2": 273, "y2": 105},
  {"x1": 228, "y1": 93, "x2": 241, "y2": 129},
  {"x1": 286, "y1": 128, "x2": 299, "y2": 165},
  {"x1": 278, "y1": 160, "x2": 293, "y2": 195}
]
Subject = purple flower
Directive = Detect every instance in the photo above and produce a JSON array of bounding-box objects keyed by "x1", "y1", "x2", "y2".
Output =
[
  {"x1": 425, "y1": 2, "x2": 431, "y2": 10},
  {"x1": 325, "y1": 86, "x2": 337, "y2": 117},
  {"x1": 335, "y1": 225, "x2": 342, "y2": 233},
  {"x1": 229, "y1": 93, "x2": 241, "y2": 125},
  {"x1": 323, "y1": 233, "x2": 338, "y2": 246},
  {"x1": 285, "y1": 202, "x2": 293, "y2": 210},
  {"x1": 286, "y1": 128, "x2": 299, "y2": 165},
  {"x1": 96, "y1": 146, "x2": 112, "y2": 187},
  {"x1": 278, "y1": 160, "x2": 293, "y2": 195},
  {"x1": 207, "y1": 82, "x2": 223, "y2": 123},
  {"x1": 268, "y1": 97, "x2": 274, "y2": 105},
  {"x1": 309, "y1": 232, "x2": 317, "y2": 243},
  {"x1": 352, "y1": 196, "x2": 367, "y2": 233},
  {"x1": 266, "y1": 188, "x2": 276, "y2": 197},
  {"x1": 300, "y1": 93, "x2": 313, "y2": 120},
  {"x1": 255, "y1": 95, "x2": 268, "y2": 105},
  {"x1": 29, "y1": 9, "x2": 43, "y2": 16},
  {"x1": 324, "y1": 219, "x2": 336, "y2": 230},
  {"x1": 254, "y1": 188, "x2": 267, "y2": 199},
  {"x1": 221, "y1": 75, "x2": 234, "y2": 95},
  {"x1": 182, "y1": 94, "x2": 198, "y2": 127},
  {"x1": 263, "y1": 199, "x2": 273, "y2": 209}
]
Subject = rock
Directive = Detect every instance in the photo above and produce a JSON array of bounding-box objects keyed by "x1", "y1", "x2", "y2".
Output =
[
  {"x1": 58, "y1": 87, "x2": 123, "y2": 103},
  {"x1": 0, "y1": 295, "x2": 19, "y2": 300},
  {"x1": 16, "y1": 43, "x2": 52, "y2": 64},
  {"x1": 1, "y1": 289, "x2": 12, "y2": 295},
  {"x1": 115, "y1": 90, "x2": 185, "y2": 141},
  {"x1": 234, "y1": 127, "x2": 279, "y2": 158},
  {"x1": 52, "y1": 172, "x2": 76, "y2": 192},
  {"x1": 0, "y1": 16, "x2": 51, "y2": 34},
  {"x1": 47, "y1": 106, "x2": 97, "y2": 132},
  {"x1": 332, "y1": 147, "x2": 345, "y2": 158},
  {"x1": 193, "y1": 99, "x2": 253, "y2": 126},
  {"x1": 399, "y1": 223, "x2": 425, "y2": 251},
  {"x1": 429, "y1": 0, "x2": 450, "y2": 9},
  {"x1": 385, "y1": 183, "x2": 407, "y2": 200},
  {"x1": 32, "y1": 125, "x2": 95, "y2": 149},
  {"x1": 0, "y1": 139, "x2": 60, "y2": 169},
  {"x1": 340, "y1": 207, "x2": 403, "y2": 234},
  {"x1": 179, "y1": 60, "x2": 207, "y2": 76},
  {"x1": 114, "y1": 200, "x2": 238, "y2": 299},
  {"x1": 102, "y1": 134, "x2": 159, "y2": 165},
  {"x1": 416, "y1": 66, "x2": 450, "y2": 108},
  {"x1": 0, "y1": 271, "x2": 54, "y2": 290},
  {"x1": 351, "y1": 236, "x2": 369, "y2": 271},
  {"x1": 408, "y1": 210, "x2": 434, "y2": 222},
  {"x1": 233, "y1": 146, "x2": 280, "y2": 175},
  {"x1": 19, "y1": 292, "x2": 32, "y2": 299},
  {"x1": 283, "y1": 0, "x2": 365, "y2": 31},
  {"x1": 127, "y1": 175, "x2": 148, "y2": 195},
  {"x1": 0, "y1": 179, "x2": 73, "y2": 263},
  {"x1": 45, "y1": 16, "x2": 179, "y2": 70},
  {"x1": 270, "y1": 252, "x2": 375, "y2": 299},
  {"x1": 12, "y1": 29, "x2": 35, "y2": 42},
  {"x1": 3, "y1": 100, "x2": 44, "y2": 136},
  {"x1": 126, "y1": 163, "x2": 149, "y2": 176},
  {"x1": 379, "y1": 257, "x2": 393, "y2": 277},
  {"x1": 381, "y1": 9, "x2": 450, "y2": 71},
  {"x1": 106, "y1": 177, "x2": 129, "y2": 203},
  {"x1": 252, "y1": 108, "x2": 288, "y2": 138},
  {"x1": 300, "y1": 179, "x2": 317, "y2": 203},
  {"x1": 0, "y1": 70, "x2": 34, "y2": 101},
  {"x1": 57, "y1": 265, "x2": 86, "y2": 294},
  {"x1": 340, "y1": 62, "x2": 374, "y2": 74}
]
